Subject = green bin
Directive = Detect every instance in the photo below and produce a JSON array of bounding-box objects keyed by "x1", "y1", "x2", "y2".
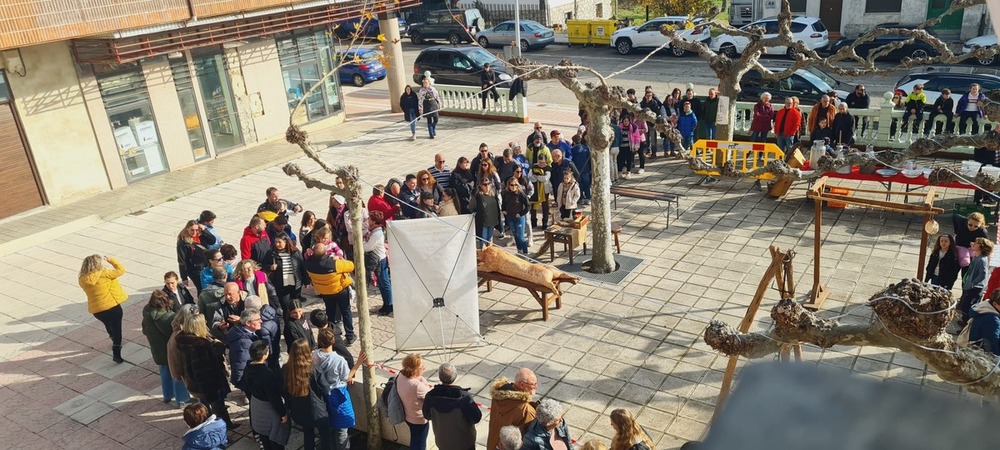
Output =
[
  {"x1": 589, "y1": 20, "x2": 617, "y2": 46},
  {"x1": 567, "y1": 20, "x2": 591, "y2": 46},
  {"x1": 954, "y1": 203, "x2": 997, "y2": 225}
]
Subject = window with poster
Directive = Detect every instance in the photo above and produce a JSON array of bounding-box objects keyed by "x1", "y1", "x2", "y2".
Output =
[
  {"x1": 95, "y1": 65, "x2": 170, "y2": 183},
  {"x1": 277, "y1": 30, "x2": 342, "y2": 125},
  {"x1": 169, "y1": 56, "x2": 210, "y2": 161}
]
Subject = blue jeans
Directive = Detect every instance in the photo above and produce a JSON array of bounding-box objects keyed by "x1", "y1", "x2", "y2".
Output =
[
  {"x1": 704, "y1": 124, "x2": 717, "y2": 139},
  {"x1": 507, "y1": 215, "x2": 527, "y2": 253},
  {"x1": 750, "y1": 130, "x2": 768, "y2": 142},
  {"x1": 322, "y1": 289, "x2": 354, "y2": 340},
  {"x1": 776, "y1": 135, "x2": 794, "y2": 152},
  {"x1": 406, "y1": 109, "x2": 417, "y2": 134},
  {"x1": 426, "y1": 115, "x2": 438, "y2": 137},
  {"x1": 407, "y1": 422, "x2": 429, "y2": 450},
  {"x1": 159, "y1": 365, "x2": 190, "y2": 403},
  {"x1": 376, "y1": 258, "x2": 392, "y2": 307},
  {"x1": 681, "y1": 136, "x2": 694, "y2": 150},
  {"x1": 477, "y1": 226, "x2": 495, "y2": 249}
]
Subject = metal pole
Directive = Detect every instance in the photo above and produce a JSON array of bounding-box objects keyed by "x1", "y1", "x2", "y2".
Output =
[{"x1": 514, "y1": 0, "x2": 522, "y2": 57}]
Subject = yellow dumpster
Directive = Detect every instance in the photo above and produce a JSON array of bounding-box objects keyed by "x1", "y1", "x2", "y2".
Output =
[
  {"x1": 567, "y1": 20, "x2": 591, "y2": 46},
  {"x1": 589, "y1": 20, "x2": 617, "y2": 46}
]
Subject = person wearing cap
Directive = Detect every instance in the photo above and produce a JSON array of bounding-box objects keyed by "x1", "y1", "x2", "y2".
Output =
[
  {"x1": 546, "y1": 130, "x2": 572, "y2": 162},
  {"x1": 480, "y1": 62, "x2": 501, "y2": 113}
]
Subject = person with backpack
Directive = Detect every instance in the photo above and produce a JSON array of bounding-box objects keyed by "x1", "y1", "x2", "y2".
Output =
[
  {"x1": 417, "y1": 77, "x2": 441, "y2": 139},
  {"x1": 422, "y1": 363, "x2": 483, "y2": 450},
  {"x1": 397, "y1": 354, "x2": 431, "y2": 450}
]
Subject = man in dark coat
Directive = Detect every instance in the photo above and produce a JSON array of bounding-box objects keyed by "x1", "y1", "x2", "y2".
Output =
[
  {"x1": 423, "y1": 363, "x2": 483, "y2": 450},
  {"x1": 226, "y1": 308, "x2": 261, "y2": 390},
  {"x1": 246, "y1": 296, "x2": 280, "y2": 373}
]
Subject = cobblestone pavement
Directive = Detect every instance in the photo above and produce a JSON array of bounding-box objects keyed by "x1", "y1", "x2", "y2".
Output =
[{"x1": 0, "y1": 88, "x2": 982, "y2": 449}]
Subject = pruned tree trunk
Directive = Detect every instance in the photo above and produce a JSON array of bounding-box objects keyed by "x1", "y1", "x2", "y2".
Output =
[
  {"x1": 717, "y1": 77, "x2": 741, "y2": 141},
  {"x1": 705, "y1": 279, "x2": 1000, "y2": 398},
  {"x1": 583, "y1": 98, "x2": 615, "y2": 273}
]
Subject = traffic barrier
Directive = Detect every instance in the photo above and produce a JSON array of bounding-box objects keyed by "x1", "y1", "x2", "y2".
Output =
[{"x1": 690, "y1": 139, "x2": 784, "y2": 180}]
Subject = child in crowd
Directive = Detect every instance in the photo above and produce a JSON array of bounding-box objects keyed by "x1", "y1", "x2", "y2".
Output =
[
  {"x1": 283, "y1": 299, "x2": 314, "y2": 350},
  {"x1": 677, "y1": 100, "x2": 699, "y2": 150},
  {"x1": 960, "y1": 237, "x2": 994, "y2": 326},
  {"x1": 953, "y1": 212, "x2": 989, "y2": 273},
  {"x1": 181, "y1": 403, "x2": 228, "y2": 450},
  {"x1": 888, "y1": 92, "x2": 905, "y2": 139},
  {"x1": 899, "y1": 84, "x2": 927, "y2": 138},
  {"x1": 220, "y1": 244, "x2": 239, "y2": 268},
  {"x1": 556, "y1": 169, "x2": 581, "y2": 220},
  {"x1": 925, "y1": 88, "x2": 955, "y2": 136},
  {"x1": 304, "y1": 226, "x2": 345, "y2": 260}
]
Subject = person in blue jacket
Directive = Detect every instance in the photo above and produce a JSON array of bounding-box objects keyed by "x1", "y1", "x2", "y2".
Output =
[
  {"x1": 969, "y1": 290, "x2": 1000, "y2": 356},
  {"x1": 677, "y1": 101, "x2": 699, "y2": 150},
  {"x1": 570, "y1": 134, "x2": 591, "y2": 205},
  {"x1": 182, "y1": 403, "x2": 228, "y2": 450}
]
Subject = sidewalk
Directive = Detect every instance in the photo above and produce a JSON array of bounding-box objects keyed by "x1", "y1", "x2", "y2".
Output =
[{"x1": 0, "y1": 85, "x2": 982, "y2": 449}]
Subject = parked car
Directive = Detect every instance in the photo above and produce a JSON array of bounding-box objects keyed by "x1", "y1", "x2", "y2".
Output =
[
  {"x1": 476, "y1": 20, "x2": 555, "y2": 52},
  {"x1": 610, "y1": 16, "x2": 711, "y2": 56},
  {"x1": 893, "y1": 66, "x2": 1000, "y2": 111},
  {"x1": 711, "y1": 16, "x2": 829, "y2": 59},
  {"x1": 738, "y1": 64, "x2": 849, "y2": 105},
  {"x1": 828, "y1": 24, "x2": 939, "y2": 60},
  {"x1": 962, "y1": 34, "x2": 998, "y2": 66},
  {"x1": 333, "y1": 17, "x2": 407, "y2": 40},
  {"x1": 412, "y1": 46, "x2": 512, "y2": 86},
  {"x1": 336, "y1": 49, "x2": 387, "y2": 87},
  {"x1": 407, "y1": 8, "x2": 483, "y2": 45}
]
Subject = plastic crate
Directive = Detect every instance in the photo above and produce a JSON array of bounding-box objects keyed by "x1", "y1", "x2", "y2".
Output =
[{"x1": 954, "y1": 203, "x2": 997, "y2": 225}]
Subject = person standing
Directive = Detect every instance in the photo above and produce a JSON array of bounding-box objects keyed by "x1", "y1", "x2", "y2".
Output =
[
  {"x1": 418, "y1": 77, "x2": 441, "y2": 139},
  {"x1": 241, "y1": 216, "x2": 271, "y2": 262},
  {"x1": 175, "y1": 313, "x2": 238, "y2": 429},
  {"x1": 245, "y1": 340, "x2": 291, "y2": 450},
  {"x1": 700, "y1": 88, "x2": 720, "y2": 140},
  {"x1": 502, "y1": 176, "x2": 531, "y2": 254},
  {"x1": 925, "y1": 234, "x2": 960, "y2": 290},
  {"x1": 365, "y1": 211, "x2": 393, "y2": 316},
  {"x1": 397, "y1": 354, "x2": 431, "y2": 450},
  {"x1": 261, "y1": 233, "x2": 306, "y2": 313},
  {"x1": 831, "y1": 103, "x2": 855, "y2": 146},
  {"x1": 749, "y1": 92, "x2": 774, "y2": 143},
  {"x1": 556, "y1": 169, "x2": 581, "y2": 220},
  {"x1": 422, "y1": 363, "x2": 483, "y2": 450},
  {"x1": 197, "y1": 210, "x2": 223, "y2": 251},
  {"x1": 178, "y1": 220, "x2": 217, "y2": 291},
  {"x1": 428, "y1": 153, "x2": 452, "y2": 189},
  {"x1": 959, "y1": 237, "x2": 993, "y2": 325},
  {"x1": 164, "y1": 271, "x2": 195, "y2": 309},
  {"x1": 304, "y1": 243, "x2": 357, "y2": 346},
  {"x1": 469, "y1": 179, "x2": 502, "y2": 248},
  {"x1": 773, "y1": 98, "x2": 802, "y2": 153},
  {"x1": 314, "y1": 329, "x2": 355, "y2": 450},
  {"x1": 639, "y1": 87, "x2": 662, "y2": 158},
  {"x1": 143, "y1": 290, "x2": 193, "y2": 406},
  {"x1": 617, "y1": 115, "x2": 639, "y2": 178},
  {"x1": 958, "y1": 83, "x2": 987, "y2": 135},
  {"x1": 676, "y1": 101, "x2": 699, "y2": 150},
  {"x1": 283, "y1": 338, "x2": 331, "y2": 450},
  {"x1": 521, "y1": 399, "x2": 572, "y2": 450},
  {"x1": 571, "y1": 135, "x2": 591, "y2": 205},
  {"x1": 79, "y1": 254, "x2": 128, "y2": 363},
  {"x1": 807, "y1": 95, "x2": 836, "y2": 136},
  {"x1": 449, "y1": 157, "x2": 477, "y2": 214},
  {"x1": 844, "y1": 84, "x2": 870, "y2": 136},
  {"x1": 486, "y1": 368, "x2": 538, "y2": 450},
  {"x1": 400, "y1": 85, "x2": 420, "y2": 140},
  {"x1": 609, "y1": 409, "x2": 654, "y2": 450},
  {"x1": 227, "y1": 308, "x2": 262, "y2": 390}
]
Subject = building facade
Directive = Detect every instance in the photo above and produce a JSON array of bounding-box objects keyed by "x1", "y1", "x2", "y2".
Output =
[{"x1": 0, "y1": 0, "x2": 413, "y2": 220}]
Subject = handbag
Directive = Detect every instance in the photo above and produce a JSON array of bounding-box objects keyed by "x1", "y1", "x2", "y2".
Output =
[
  {"x1": 957, "y1": 246, "x2": 972, "y2": 268},
  {"x1": 326, "y1": 385, "x2": 356, "y2": 429}
]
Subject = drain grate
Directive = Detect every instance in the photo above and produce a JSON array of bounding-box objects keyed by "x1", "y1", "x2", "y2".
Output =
[{"x1": 556, "y1": 254, "x2": 644, "y2": 285}]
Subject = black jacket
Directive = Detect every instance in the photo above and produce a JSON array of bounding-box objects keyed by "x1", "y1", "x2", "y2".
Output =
[
  {"x1": 284, "y1": 316, "x2": 315, "y2": 351},
  {"x1": 831, "y1": 112, "x2": 854, "y2": 145},
  {"x1": 810, "y1": 126, "x2": 833, "y2": 144},
  {"x1": 244, "y1": 363, "x2": 287, "y2": 417},
  {"x1": 175, "y1": 332, "x2": 231, "y2": 402},
  {"x1": 639, "y1": 95, "x2": 663, "y2": 119},
  {"x1": 164, "y1": 284, "x2": 194, "y2": 310},
  {"x1": 449, "y1": 169, "x2": 477, "y2": 214},
  {"x1": 501, "y1": 189, "x2": 530, "y2": 219},
  {"x1": 845, "y1": 92, "x2": 870, "y2": 109},
  {"x1": 422, "y1": 384, "x2": 483, "y2": 450},
  {"x1": 933, "y1": 96, "x2": 955, "y2": 116},
  {"x1": 281, "y1": 365, "x2": 328, "y2": 427},
  {"x1": 508, "y1": 78, "x2": 527, "y2": 100},
  {"x1": 925, "y1": 248, "x2": 960, "y2": 289},
  {"x1": 400, "y1": 92, "x2": 420, "y2": 121},
  {"x1": 480, "y1": 68, "x2": 499, "y2": 88},
  {"x1": 177, "y1": 233, "x2": 217, "y2": 282},
  {"x1": 260, "y1": 248, "x2": 307, "y2": 290}
]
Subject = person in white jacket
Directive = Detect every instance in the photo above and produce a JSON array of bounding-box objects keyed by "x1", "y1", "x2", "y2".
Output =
[
  {"x1": 364, "y1": 212, "x2": 393, "y2": 316},
  {"x1": 556, "y1": 169, "x2": 581, "y2": 221}
]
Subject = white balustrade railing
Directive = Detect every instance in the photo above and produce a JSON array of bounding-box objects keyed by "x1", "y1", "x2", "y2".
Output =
[
  {"x1": 733, "y1": 101, "x2": 996, "y2": 151},
  {"x1": 433, "y1": 84, "x2": 528, "y2": 121}
]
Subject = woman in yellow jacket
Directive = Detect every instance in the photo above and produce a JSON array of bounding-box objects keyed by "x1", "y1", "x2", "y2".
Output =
[{"x1": 79, "y1": 255, "x2": 128, "y2": 363}]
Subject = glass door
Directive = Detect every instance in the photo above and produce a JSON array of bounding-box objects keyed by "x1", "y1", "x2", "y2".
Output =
[
  {"x1": 277, "y1": 31, "x2": 342, "y2": 124},
  {"x1": 96, "y1": 68, "x2": 169, "y2": 183},
  {"x1": 170, "y1": 58, "x2": 209, "y2": 161},
  {"x1": 193, "y1": 51, "x2": 243, "y2": 153}
]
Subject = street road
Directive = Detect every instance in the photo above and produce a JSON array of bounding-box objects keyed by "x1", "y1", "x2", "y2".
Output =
[{"x1": 386, "y1": 41, "x2": 915, "y2": 107}]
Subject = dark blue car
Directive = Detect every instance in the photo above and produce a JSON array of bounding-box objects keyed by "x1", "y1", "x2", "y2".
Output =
[{"x1": 337, "y1": 49, "x2": 387, "y2": 87}]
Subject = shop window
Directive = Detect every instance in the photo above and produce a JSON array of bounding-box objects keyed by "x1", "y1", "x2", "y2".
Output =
[
  {"x1": 0, "y1": 72, "x2": 9, "y2": 102},
  {"x1": 169, "y1": 57, "x2": 210, "y2": 161},
  {"x1": 96, "y1": 66, "x2": 169, "y2": 183},
  {"x1": 278, "y1": 30, "x2": 342, "y2": 124},
  {"x1": 865, "y1": 0, "x2": 902, "y2": 13},
  {"x1": 789, "y1": 0, "x2": 806, "y2": 14},
  {"x1": 192, "y1": 50, "x2": 244, "y2": 153}
]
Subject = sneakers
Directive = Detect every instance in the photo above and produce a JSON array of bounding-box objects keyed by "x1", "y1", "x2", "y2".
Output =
[
  {"x1": 622, "y1": 171, "x2": 630, "y2": 179},
  {"x1": 637, "y1": 168, "x2": 645, "y2": 174},
  {"x1": 704, "y1": 177, "x2": 719, "y2": 186},
  {"x1": 345, "y1": 336, "x2": 357, "y2": 346},
  {"x1": 482, "y1": 108, "x2": 488, "y2": 114}
]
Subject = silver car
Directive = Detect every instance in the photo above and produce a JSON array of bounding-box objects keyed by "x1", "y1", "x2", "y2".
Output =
[{"x1": 476, "y1": 20, "x2": 555, "y2": 52}]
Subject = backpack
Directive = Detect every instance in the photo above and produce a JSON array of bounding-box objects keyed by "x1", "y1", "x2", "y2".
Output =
[{"x1": 378, "y1": 376, "x2": 406, "y2": 425}]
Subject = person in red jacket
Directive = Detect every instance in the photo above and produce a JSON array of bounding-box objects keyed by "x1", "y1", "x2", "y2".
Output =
[
  {"x1": 773, "y1": 98, "x2": 802, "y2": 153},
  {"x1": 367, "y1": 184, "x2": 400, "y2": 223},
  {"x1": 240, "y1": 216, "x2": 271, "y2": 262},
  {"x1": 749, "y1": 92, "x2": 775, "y2": 143}
]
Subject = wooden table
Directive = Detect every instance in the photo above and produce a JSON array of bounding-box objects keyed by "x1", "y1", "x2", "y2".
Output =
[
  {"x1": 477, "y1": 271, "x2": 579, "y2": 321},
  {"x1": 535, "y1": 220, "x2": 588, "y2": 264}
]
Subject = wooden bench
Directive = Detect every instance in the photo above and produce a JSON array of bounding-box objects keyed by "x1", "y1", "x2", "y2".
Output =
[
  {"x1": 477, "y1": 270, "x2": 579, "y2": 321},
  {"x1": 610, "y1": 186, "x2": 682, "y2": 228}
]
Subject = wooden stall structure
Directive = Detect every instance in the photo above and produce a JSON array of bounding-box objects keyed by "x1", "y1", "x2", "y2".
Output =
[
  {"x1": 477, "y1": 271, "x2": 579, "y2": 321},
  {"x1": 805, "y1": 176, "x2": 944, "y2": 310}
]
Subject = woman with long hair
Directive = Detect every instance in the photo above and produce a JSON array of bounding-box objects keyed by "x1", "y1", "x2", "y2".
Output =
[
  {"x1": 439, "y1": 188, "x2": 460, "y2": 217},
  {"x1": 79, "y1": 254, "x2": 128, "y2": 363},
  {"x1": 234, "y1": 259, "x2": 279, "y2": 308},
  {"x1": 299, "y1": 211, "x2": 318, "y2": 250},
  {"x1": 449, "y1": 157, "x2": 476, "y2": 214},
  {"x1": 469, "y1": 178, "x2": 501, "y2": 249},
  {"x1": 501, "y1": 176, "x2": 530, "y2": 254},
  {"x1": 245, "y1": 340, "x2": 291, "y2": 449},
  {"x1": 174, "y1": 313, "x2": 237, "y2": 429},
  {"x1": 397, "y1": 353, "x2": 431, "y2": 450},
  {"x1": 610, "y1": 408, "x2": 655, "y2": 450},
  {"x1": 142, "y1": 290, "x2": 192, "y2": 406},
  {"x1": 283, "y1": 338, "x2": 332, "y2": 450},
  {"x1": 926, "y1": 234, "x2": 960, "y2": 290},
  {"x1": 178, "y1": 219, "x2": 217, "y2": 291},
  {"x1": 476, "y1": 157, "x2": 503, "y2": 194},
  {"x1": 200, "y1": 248, "x2": 234, "y2": 289},
  {"x1": 261, "y1": 233, "x2": 307, "y2": 312},
  {"x1": 416, "y1": 169, "x2": 445, "y2": 204},
  {"x1": 401, "y1": 84, "x2": 420, "y2": 140}
]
